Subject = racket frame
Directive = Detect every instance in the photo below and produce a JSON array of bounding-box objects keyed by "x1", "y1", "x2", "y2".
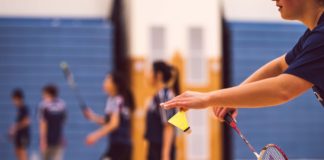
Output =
[{"x1": 258, "y1": 144, "x2": 288, "y2": 160}]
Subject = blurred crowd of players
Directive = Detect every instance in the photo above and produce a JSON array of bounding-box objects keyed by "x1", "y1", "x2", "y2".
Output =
[{"x1": 8, "y1": 60, "x2": 180, "y2": 160}]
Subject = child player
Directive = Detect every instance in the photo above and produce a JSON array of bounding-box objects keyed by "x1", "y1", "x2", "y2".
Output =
[
  {"x1": 145, "y1": 61, "x2": 179, "y2": 160},
  {"x1": 39, "y1": 84, "x2": 67, "y2": 160},
  {"x1": 85, "y1": 72, "x2": 134, "y2": 160},
  {"x1": 9, "y1": 89, "x2": 30, "y2": 160}
]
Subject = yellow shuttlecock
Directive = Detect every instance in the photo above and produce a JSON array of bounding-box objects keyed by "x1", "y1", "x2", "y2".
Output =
[{"x1": 168, "y1": 111, "x2": 191, "y2": 134}]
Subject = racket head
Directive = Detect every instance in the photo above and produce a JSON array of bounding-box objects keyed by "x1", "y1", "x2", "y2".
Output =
[
  {"x1": 258, "y1": 144, "x2": 288, "y2": 160},
  {"x1": 60, "y1": 61, "x2": 76, "y2": 87}
]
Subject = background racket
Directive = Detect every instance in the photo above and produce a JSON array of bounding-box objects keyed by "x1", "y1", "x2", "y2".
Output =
[
  {"x1": 224, "y1": 113, "x2": 288, "y2": 160},
  {"x1": 60, "y1": 61, "x2": 89, "y2": 116}
]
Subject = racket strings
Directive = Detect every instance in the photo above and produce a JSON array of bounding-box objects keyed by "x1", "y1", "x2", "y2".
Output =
[{"x1": 261, "y1": 146, "x2": 287, "y2": 160}]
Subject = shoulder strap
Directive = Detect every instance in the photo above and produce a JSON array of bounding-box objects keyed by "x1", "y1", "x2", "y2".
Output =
[
  {"x1": 153, "y1": 94, "x2": 161, "y2": 109},
  {"x1": 162, "y1": 88, "x2": 169, "y2": 102}
]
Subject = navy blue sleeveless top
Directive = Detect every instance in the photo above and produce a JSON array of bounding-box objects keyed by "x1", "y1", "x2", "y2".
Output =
[
  {"x1": 105, "y1": 96, "x2": 132, "y2": 145},
  {"x1": 284, "y1": 13, "x2": 324, "y2": 107}
]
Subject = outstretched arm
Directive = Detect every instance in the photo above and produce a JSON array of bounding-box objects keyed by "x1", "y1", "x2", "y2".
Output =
[
  {"x1": 162, "y1": 74, "x2": 312, "y2": 110},
  {"x1": 241, "y1": 54, "x2": 288, "y2": 84},
  {"x1": 213, "y1": 54, "x2": 288, "y2": 119},
  {"x1": 85, "y1": 112, "x2": 119, "y2": 145},
  {"x1": 84, "y1": 108, "x2": 106, "y2": 125}
]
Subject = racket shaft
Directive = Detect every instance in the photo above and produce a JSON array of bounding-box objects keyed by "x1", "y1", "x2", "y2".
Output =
[
  {"x1": 68, "y1": 81, "x2": 87, "y2": 110},
  {"x1": 233, "y1": 127, "x2": 259, "y2": 158},
  {"x1": 225, "y1": 113, "x2": 259, "y2": 159},
  {"x1": 61, "y1": 63, "x2": 87, "y2": 110},
  {"x1": 73, "y1": 87, "x2": 87, "y2": 110}
]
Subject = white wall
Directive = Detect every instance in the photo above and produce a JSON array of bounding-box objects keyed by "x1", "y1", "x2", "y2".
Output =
[
  {"x1": 128, "y1": 0, "x2": 221, "y2": 59},
  {"x1": 0, "y1": 0, "x2": 112, "y2": 18},
  {"x1": 223, "y1": 0, "x2": 286, "y2": 22},
  {"x1": 128, "y1": 0, "x2": 292, "y2": 59}
]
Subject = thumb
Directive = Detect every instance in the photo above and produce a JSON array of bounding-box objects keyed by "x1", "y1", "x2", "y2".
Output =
[{"x1": 232, "y1": 109, "x2": 238, "y2": 120}]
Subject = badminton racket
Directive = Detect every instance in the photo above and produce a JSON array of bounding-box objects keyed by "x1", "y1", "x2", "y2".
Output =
[
  {"x1": 60, "y1": 61, "x2": 89, "y2": 116},
  {"x1": 224, "y1": 113, "x2": 288, "y2": 160}
]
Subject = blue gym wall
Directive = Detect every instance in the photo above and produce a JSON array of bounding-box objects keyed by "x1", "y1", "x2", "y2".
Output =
[
  {"x1": 230, "y1": 22, "x2": 324, "y2": 160},
  {"x1": 2, "y1": 18, "x2": 324, "y2": 160},
  {"x1": 0, "y1": 18, "x2": 113, "y2": 160}
]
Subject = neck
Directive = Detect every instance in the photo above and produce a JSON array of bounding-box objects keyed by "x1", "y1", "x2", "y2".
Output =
[
  {"x1": 300, "y1": 8, "x2": 324, "y2": 30},
  {"x1": 17, "y1": 103, "x2": 24, "y2": 108},
  {"x1": 46, "y1": 98, "x2": 55, "y2": 102},
  {"x1": 110, "y1": 92, "x2": 118, "y2": 97},
  {"x1": 156, "y1": 82, "x2": 167, "y2": 91}
]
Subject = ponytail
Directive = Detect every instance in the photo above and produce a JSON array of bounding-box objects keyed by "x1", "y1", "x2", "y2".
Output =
[
  {"x1": 152, "y1": 61, "x2": 180, "y2": 95},
  {"x1": 169, "y1": 66, "x2": 180, "y2": 95}
]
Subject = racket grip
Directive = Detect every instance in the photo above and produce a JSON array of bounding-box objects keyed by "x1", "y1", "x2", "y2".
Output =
[
  {"x1": 224, "y1": 113, "x2": 236, "y2": 128},
  {"x1": 81, "y1": 106, "x2": 92, "y2": 120}
]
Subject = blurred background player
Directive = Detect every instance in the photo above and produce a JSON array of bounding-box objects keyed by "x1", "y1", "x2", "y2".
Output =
[
  {"x1": 85, "y1": 72, "x2": 134, "y2": 160},
  {"x1": 39, "y1": 84, "x2": 67, "y2": 160},
  {"x1": 144, "y1": 61, "x2": 179, "y2": 160},
  {"x1": 9, "y1": 89, "x2": 30, "y2": 160}
]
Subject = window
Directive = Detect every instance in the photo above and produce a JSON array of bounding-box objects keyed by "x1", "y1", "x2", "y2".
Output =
[
  {"x1": 187, "y1": 110, "x2": 209, "y2": 159},
  {"x1": 150, "y1": 26, "x2": 166, "y2": 61},
  {"x1": 186, "y1": 27, "x2": 207, "y2": 85}
]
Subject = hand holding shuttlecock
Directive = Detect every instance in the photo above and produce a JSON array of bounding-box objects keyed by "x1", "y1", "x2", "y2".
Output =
[{"x1": 168, "y1": 111, "x2": 191, "y2": 134}]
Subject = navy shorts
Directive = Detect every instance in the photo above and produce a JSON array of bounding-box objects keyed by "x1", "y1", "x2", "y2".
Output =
[
  {"x1": 101, "y1": 143, "x2": 132, "y2": 160},
  {"x1": 14, "y1": 134, "x2": 30, "y2": 149}
]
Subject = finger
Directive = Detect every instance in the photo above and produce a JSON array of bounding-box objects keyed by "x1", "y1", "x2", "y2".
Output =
[
  {"x1": 160, "y1": 95, "x2": 184, "y2": 106},
  {"x1": 160, "y1": 99, "x2": 178, "y2": 108},
  {"x1": 232, "y1": 109, "x2": 238, "y2": 119},
  {"x1": 216, "y1": 107, "x2": 224, "y2": 117},
  {"x1": 165, "y1": 100, "x2": 189, "y2": 110},
  {"x1": 160, "y1": 100, "x2": 175, "y2": 108},
  {"x1": 162, "y1": 101, "x2": 187, "y2": 110},
  {"x1": 215, "y1": 107, "x2": 224, "y2": 118},
  {"x1": 214, "y1": 107, "x2": 222, "y2": 121},
  {"x1": 212, "y1": 107, "x2": 221, "y2": 119},
  {"x1": 219, "y1": 108, "x2": 228, "y2": 121}
]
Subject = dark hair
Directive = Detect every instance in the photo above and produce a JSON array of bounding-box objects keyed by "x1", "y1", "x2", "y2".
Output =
[
  {"x1": 153, "y1": 61, "x2": 180, "y2": 95},
  {"x1": 171, "y1": 67, "x2": 180, "y2": 95},
  {"x1": 43, "y1": 84, "x2": 58, "y2": 98},
  {"x1": 12, "y1": 88, "x2": 24, "y2": 99},
  {"x1": 110, "y1": 71, "x2": 135, "y2": 112}
]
